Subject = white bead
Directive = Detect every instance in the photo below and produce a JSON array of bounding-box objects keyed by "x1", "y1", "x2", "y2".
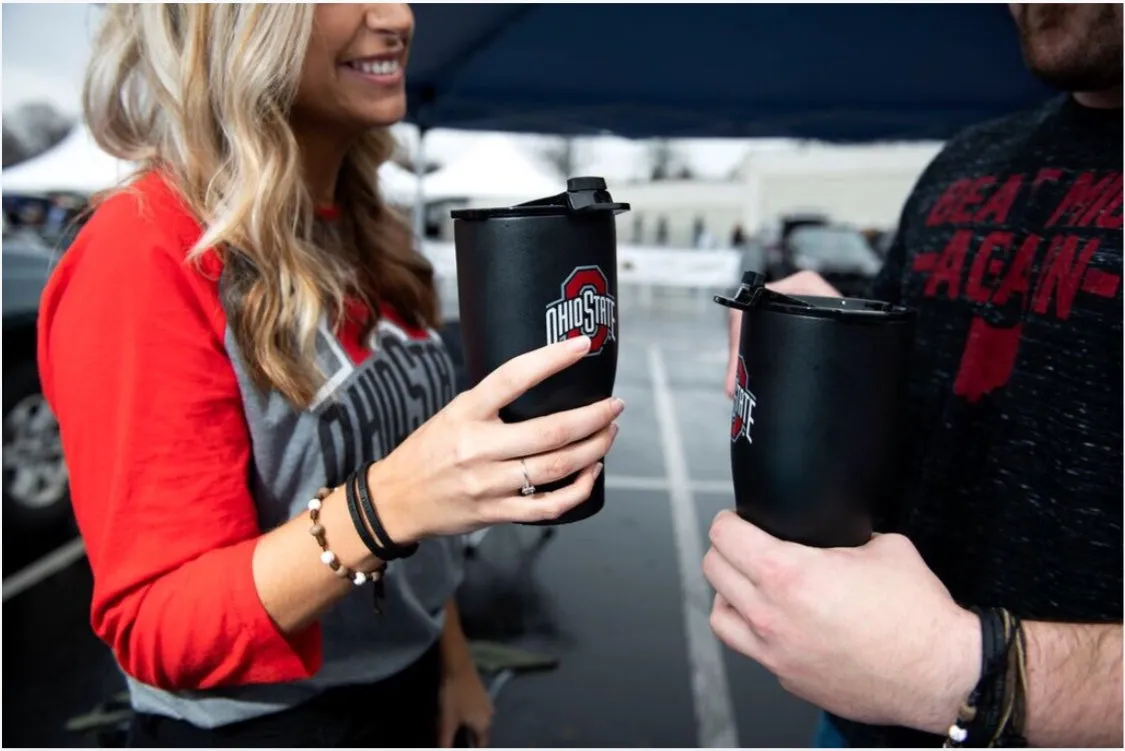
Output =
[
  {"x1": 307, "y1": 498, "x2": 322, "y2": 512},
  {"x1": 353, "y1": 571, "x2": 368, "y2": 585},
  {"x1": 948, "y1": 725, "x2": 968, "y2": 743},
  {"x1": 320, "y1": 550, "x2": 336, "y2": 566}
]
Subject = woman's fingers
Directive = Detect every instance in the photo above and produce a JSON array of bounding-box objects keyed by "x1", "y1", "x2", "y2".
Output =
[
  {"x1": 481, "y1": 462, "x2": 603, "y2": 525},
  {"x1": 463, "y1": 336, "x2": 592, "y2": 419},
  {"x1": 486, "y1": 396, "x2": 624, "y2": 459},
  {"x1": 491, "y1": 423, "x2": 617, "y2": 493}
]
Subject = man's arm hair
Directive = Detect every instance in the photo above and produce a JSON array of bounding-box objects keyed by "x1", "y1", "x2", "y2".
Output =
[{"x1": 1023, "y1": 621, "x2": 1122, "y2": 747}]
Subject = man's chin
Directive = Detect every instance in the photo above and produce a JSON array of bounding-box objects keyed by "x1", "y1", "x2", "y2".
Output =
[{"x1": 1027, "y1": 63, "x2": 1121, "y2": 94}]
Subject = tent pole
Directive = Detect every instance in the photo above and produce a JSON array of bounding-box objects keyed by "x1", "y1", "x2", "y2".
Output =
[{"x1": 412, "y1": 126, "x2": 428, "y2": 244}]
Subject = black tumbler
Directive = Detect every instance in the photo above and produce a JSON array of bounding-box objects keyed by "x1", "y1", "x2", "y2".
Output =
[
  {"x1": 452, "y1": 177, "x2": 629, "y2": 525},
  {"x1": 714, "y1": 272, "x2": 915, "y2": 547}
]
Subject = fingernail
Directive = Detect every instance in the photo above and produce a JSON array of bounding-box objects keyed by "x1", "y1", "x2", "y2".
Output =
[
  {"x1": 568, "y1": 335, "x2": 591, "y2": 352},
  {"x1": 610, "y1": 423, "x2": 620, "y2": 438},
  {"x1": 594, "y1": 462, "x2": 604, "y2": 478},
  {"x1": 612, "y1": 397, "x2": 626, "y2": 413}
]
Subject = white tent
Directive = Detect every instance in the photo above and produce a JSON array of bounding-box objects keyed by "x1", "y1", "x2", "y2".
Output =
[
  {"x1": 377, "y1": 160, "x2": 419, "y2": 205},
  {"x1": 2, "y1": 124, "x2": 135, "y2": 196},
  {"x1": 421, "y1": 136, "x2": 561, "y2": 203}
]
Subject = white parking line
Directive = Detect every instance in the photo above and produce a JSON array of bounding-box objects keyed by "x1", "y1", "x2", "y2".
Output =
[
  {"x1": 2, "y1": 536, "x2": 86, "y2": 602},
  {"x1": 648, "y1": 345, "x2": 739, "y2": 748}
]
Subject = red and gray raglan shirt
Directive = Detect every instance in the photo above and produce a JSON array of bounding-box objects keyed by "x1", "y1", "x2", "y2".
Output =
[{"x1": 38, "y1": 171, "x2": 463, "y2": 728}]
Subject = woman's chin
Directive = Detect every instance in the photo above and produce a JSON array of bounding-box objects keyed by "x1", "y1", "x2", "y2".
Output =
[{"x1": 357, "y1": 100, "x2": 408, "y2": 130}]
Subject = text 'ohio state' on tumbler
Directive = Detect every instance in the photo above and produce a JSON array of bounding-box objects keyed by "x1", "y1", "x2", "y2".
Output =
[
  {"x1": 715, "y1": 272, "x2": 916, "y2": 548},
  {"x1": 451, "y1": 177, "x2": 629, "y2": 525}
]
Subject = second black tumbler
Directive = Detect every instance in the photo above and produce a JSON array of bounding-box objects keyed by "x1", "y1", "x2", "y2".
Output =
[
  {"x1": 451, "y1": 177, "x2": 629, "y2": 525},
  {"x1": 715, "y1": 272, "x2": 916, "y2": 548}
]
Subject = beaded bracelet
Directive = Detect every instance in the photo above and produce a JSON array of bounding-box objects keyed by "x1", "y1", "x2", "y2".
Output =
[{"x1": 307, "y1": 486, "x2": 385, "y2": 588}]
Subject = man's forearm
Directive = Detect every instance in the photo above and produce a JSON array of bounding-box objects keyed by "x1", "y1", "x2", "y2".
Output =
[{"x1": 1023, "y1": 621, "x2": 1122, "y2": 747}]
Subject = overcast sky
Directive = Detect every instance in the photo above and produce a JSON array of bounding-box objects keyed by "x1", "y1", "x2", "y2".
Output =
[
  {"x1": 0, "y1": 2, "x2": 765, "y2": 180},
  {"x1": 3, "y1": 3, "x2": 102, "y2": 115}
]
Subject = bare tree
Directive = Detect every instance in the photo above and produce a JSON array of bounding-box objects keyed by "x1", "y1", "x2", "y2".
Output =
[
  {"x1": 2, "y1": 102, "x2": 75, "y2": 168},
  {"x1": 3, "y1": 125, "x2": 28, "y2": 168},
  {"x1": 539, "y1": 137, "x2": 582, "y2": 178},
  {"x1": 645, "y1": 139, "x2": 691, "y2": 181}
]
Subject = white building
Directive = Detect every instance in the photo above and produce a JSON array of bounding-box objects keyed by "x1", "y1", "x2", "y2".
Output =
[{"x1": 610, "y1": 141, "x2": 944, "y2": 248}]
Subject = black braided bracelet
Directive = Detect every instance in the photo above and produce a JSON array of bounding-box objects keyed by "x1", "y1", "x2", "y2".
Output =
[
  {"x1": 356, "y1": 461, "x2": 419, "y2": 561},
  {"x1": 946, "y1": 607, "x2": 1026, "y2": 748}
]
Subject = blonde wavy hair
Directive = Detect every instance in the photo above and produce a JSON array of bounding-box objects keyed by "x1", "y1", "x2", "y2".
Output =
[{"x1": 83, "y1": 3, "x2": 437, "y2": 407}]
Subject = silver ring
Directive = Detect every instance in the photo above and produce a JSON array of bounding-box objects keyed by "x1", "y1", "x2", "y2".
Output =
[{"x1": 519, "y1": 459, "x2": 536, "y2": 497}]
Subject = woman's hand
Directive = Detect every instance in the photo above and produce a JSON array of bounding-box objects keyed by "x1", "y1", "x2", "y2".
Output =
[
  {"x1": 372, "y1": 335, "x2": 623, "y2": 543},
  {"x1": 438, "y1": 600, "x2": 494, "y2": 747},
  {"x1": 438, "y1": 658, "x2": 495, "y2": 747},
  {"x1": 724, "y1": 271, "x2": 841, "y2": 397}
]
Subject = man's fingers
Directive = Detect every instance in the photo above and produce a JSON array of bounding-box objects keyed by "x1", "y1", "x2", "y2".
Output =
[
  {"x1": 703, "y1": 546, "x2": 768, "y2": 621},
  {"x1": 466, "y1": 337, "x2": 592, "y2": 418},
  {"x1": 725, "y1": 310, "x2": 741, "y2": 398},
  {"x1": 709, "y1": 591, "x2": 767, "y2": 662},
  {"x1": 768, "y1": 270, "x2": 841, "y2": 298},
  {"x1": 708, "y1": 509, "x2": 798, "y2": 588}
]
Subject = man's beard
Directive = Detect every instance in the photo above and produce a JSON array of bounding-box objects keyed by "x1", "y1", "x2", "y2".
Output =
[
  {"x1": 1025, "y1": 50, "x2": 1123, "y2": 93},
  {"x1": 1016, "y1": 4, "x2": 1122, "y2": 93}
]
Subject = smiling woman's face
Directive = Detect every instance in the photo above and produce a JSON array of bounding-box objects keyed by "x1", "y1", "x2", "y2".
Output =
[{"x1": 292, "y1": 3, "x2": 414, "y2": 133}]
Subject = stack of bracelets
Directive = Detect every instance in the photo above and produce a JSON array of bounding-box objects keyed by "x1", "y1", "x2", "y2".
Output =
[
  {"x1": 944, "y1": 606, "x2": 1029, "y2": 748},
  {"x1": 306, "y1": 460, "x2": 418, "y2": 614}
]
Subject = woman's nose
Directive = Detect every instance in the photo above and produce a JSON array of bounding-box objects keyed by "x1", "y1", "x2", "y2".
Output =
[{"x1": 364, "y1": 3, "x2": 414, "y2": 44}]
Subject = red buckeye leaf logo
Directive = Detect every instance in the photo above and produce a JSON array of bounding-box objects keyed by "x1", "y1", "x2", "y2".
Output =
[{"x1": 545, "y1": 265, "x2": 616, "y2": 356}]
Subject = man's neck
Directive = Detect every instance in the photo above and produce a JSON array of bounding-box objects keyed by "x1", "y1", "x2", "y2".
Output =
[{"x1": 1073, "y1": 85, "x2": 1123, "y2": 109}]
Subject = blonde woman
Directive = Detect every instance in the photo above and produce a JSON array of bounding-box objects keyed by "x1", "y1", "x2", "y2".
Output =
[{"x1": 38, "y1": 4, "x2": 622, "y2": 746}]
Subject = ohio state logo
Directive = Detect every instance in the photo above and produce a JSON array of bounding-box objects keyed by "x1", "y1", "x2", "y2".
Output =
[
  {"x1": 730, "y1": 355, "x2": 758, "y2": 443},
  {"x1": 545, "y1": 265, "x2": 616, "y2": 356}
]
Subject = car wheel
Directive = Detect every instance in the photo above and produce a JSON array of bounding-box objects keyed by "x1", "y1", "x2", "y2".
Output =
[{"x1": 3, "y1": 360, "x2": 71, "y2": 530}]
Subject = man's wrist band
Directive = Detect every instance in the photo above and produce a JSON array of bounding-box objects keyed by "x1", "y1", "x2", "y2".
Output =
[{"x1": 945, "y1": 606, "x2": 1028, "y2": 748}]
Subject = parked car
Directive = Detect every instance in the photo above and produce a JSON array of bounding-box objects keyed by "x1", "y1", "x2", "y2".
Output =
[
  {"x1": 761, "y1": 213, "x2": 831, "y2": 279},
  {"x1": 766, "y1": 224, "x2": 883, "y2": 298},
  {"x1": 2, "y1": 232, "x2": 71, "y2": 532}
]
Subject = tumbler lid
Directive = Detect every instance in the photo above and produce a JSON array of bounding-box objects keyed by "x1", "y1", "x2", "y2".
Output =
[
  {"x1": 450, "y1": 176, "x2": 630, "y2": 220},
  {"x1": 713, "y1": 271, "x2": 913, "y2": 321}
]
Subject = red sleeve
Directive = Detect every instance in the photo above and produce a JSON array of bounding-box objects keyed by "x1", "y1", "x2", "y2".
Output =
[{"x1": 37, "y1": 176, "x2": 322, "y2": 691}]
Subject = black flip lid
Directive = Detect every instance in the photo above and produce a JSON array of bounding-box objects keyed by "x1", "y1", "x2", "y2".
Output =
[
  {"x1": 714, "y1": 272, "x2": 913, "y2": 321},
  {"x1": 450, "y1": 176, "x2": 630, "y2": 221}
]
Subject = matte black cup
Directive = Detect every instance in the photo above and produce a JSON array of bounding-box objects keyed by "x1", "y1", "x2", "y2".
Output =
[
  {"x1": 452, "y1": 177, "x2": 629, "y2": 525},
  {"x1": 714, "y1": 272, "x2": 915, "y2": 547}
]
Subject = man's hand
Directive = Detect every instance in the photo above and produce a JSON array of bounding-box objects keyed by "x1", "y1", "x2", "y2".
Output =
[
  {"x1": 702, "y1": 510, "x2": 980, "y2": 733},
  {"x1": 724, "y1": 271, "x2": 841, "y2": 397}
]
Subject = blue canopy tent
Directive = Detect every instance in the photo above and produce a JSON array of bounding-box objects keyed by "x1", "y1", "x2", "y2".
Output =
[{"x1": 405, "y1": 3, "x2": 1054, "y2": 141}]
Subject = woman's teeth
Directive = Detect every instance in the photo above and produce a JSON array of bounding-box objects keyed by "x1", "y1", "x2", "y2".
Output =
[{"x1": 348, "y1": 59, "x2": 399, "y2": 76}]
